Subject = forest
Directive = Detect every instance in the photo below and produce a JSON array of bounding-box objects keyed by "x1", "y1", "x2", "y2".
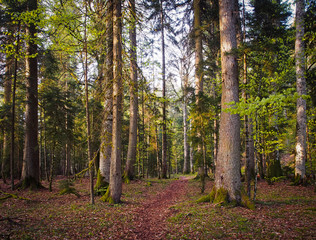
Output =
[{"x1": 0, "y1": 0, "x2": 315, "y2": 239}]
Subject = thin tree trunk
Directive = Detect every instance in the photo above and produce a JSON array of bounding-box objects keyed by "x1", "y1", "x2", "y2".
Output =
[
  {"x1": 160, "y1": 0, "x2": 168, "y2": 179},
  {"x1": 125, "y1": 0, "x2": 138, "y2": 180},
  {"x1": 2, "y1": 53, "x2": 13, "y2": 184},
  {"x1": 295, "y1": 0, "x2": 307, "y2": 179},
  {"x1": 21, "y1": 0, "x2": 40, "y2": 189},
  {"x1": 83, "y1": 0, "x2": 94, "y2": 205},
  {"x1": 10, "y1": 23, "x2": 20, "y2": 190},
  {"x1": 215, "y1": 0, "x2": 241, "y2": 202},
  {"x1": 183, "y1": 74, "x2": 189, "y2": 174}
]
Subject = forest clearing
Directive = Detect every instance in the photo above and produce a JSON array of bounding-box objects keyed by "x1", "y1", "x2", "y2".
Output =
[{"x1": 1, "y1": 176, "x2": 315, "y2": 239}]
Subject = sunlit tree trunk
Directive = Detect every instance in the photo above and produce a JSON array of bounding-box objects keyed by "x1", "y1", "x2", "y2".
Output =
[
  {"x1": 295, "y1": 0, "x2": 306, "y2": 179},
  {"x1": 215, "y1": 0, "x2": 241, "y2": 202},
  {"x1": 21, "y1": 0, "x2": 40, "y2": 189},
  {"x1": 125, "y1": 0, "x2": 138, "y2": 180},
  {"x1": 108, "y1": 0, "x2": 123, "y2": 203},
  {"x1": 99, "y1": 0, "x2": 113, "y2": 185}
]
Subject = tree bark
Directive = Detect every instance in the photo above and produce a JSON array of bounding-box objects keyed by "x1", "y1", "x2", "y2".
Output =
[
  {"x1": 109, "y1": 0, "x2": 123, "y2": 203},
  {"x1": 160, "y1": 0, "x2": 168, "y2": 179},
  {"x1": 194, "y1": 0, "x2": 204, "y2": 178},
  {"x1": 183, "y1": 73, "x2": 190, "y2": 174},
  {"x1": 21, "y1": 0, "x2": 40, "y2": 189},
  {"x1": 295, "y1": 0, "x2": 307, "y2": 179},
  {"x1": 99, "y1": 0, "x2": 113, "y2": 185},
  {"x1": 215, "y1": 0, "x2": 241, "y2": 202},
  {"x1": 2, "y1": 52, "x2": 13, "y2": 183},
  {"x1": 125, "y1": 0, "x2": 138, "y2": 180},
  {"x1": 83, "y1": 0, "x2": 94, "y2": 205}
]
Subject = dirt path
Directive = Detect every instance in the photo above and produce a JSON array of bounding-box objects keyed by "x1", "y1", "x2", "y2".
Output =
[{"x1": 123, "y1": 176, "x2": 189, "y2": 240}]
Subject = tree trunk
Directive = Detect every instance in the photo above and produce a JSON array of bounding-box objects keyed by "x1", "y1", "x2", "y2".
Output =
[
  {"x1": 2, "y1": 52, "x2": 13, "y2": 183},
  {"x1": 215, "y1": 0, "x2": 241, "y2": 203},
  {"x1": 160, "y1": 0, "x2": 168, "y2": 179},
  {"x1": 194, "y1": 0, "x2": 204, "y2": 179},
  {"x1": 21, "y1": 0, "x2": 40, "y2": 189},
  {"x1": 83, "y1": 0, "x2": 94, "y2": 205},
  {"x1": 183, "y1": 74, "x2": 190, "y2": 174},
  {"x1": 108, "y1": 0, "x2": 122, "y2": 203},
  {"x1": 295, "y1": 0, "x2": 307, "y2": 179},
  {"x1": 125, "y1": 0, "x2": 138, "y2": 180},
  {"x1": 99, "y1": 0, "x2": 113, "y2": 186}
]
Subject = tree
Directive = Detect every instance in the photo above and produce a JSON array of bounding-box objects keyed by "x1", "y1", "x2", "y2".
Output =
[
  {"x1": 295, "y1": 0, "x2": 307, "y2": 179},
  {"x1": 125, "y1": 0, "x2": 138, "y2": 180},
  {"x1": 98, "y1": 0, "x2": 113, "y2": 188},
  {"x1": 20, "y1": 0, "x2": 40, "y2": 189},
  {"x1": 193, "y1": 0, "x2": 205, "y2": 180},
  {"x1": 105, "y1": 0, "x2": 123, "y2": 204},
  {"x1": 214, "y1": 0, "x2": 241, "y2": 203}
]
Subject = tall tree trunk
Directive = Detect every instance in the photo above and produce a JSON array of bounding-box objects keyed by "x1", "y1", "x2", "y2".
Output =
[
  {"x1": 83, "y1": 0, "x2": 94, "y2": 205},
  {"x1": 108, "y1": 0, "x2": 122, "y2": 203},
  {"x1": 160, "y1": 0, "x2": 168, "y2": 179},
  {"x1": 242, "y1": 0, "x2": 255, "y2": 197},
  {"x1": 2, "y1": 52, "x2": 13, "y2": 183},
  {"x1": 215, "y1": 0, "x2": 241, "y2": 203},
  {"x1": 194, "y1": 0, "x2": 204, "y2": 178},
  {"x1": 99, "y1": 0, "x2": 113, "y2": 186},
  {"x1": 295, "y1": 0, "x2": 307, "y2": 179},
  {"x1": 21, "y1": 0, "x2": 40, "y2": 189},
  {"x1": 125, "y1": 0, "x2": 138, "y2": 180},
  {"x1": 183, "y1": 74, "x2": 190, "y2": 174},
  {"x1": 10, "y1": 23, "x2": 20, "y2": 190}
]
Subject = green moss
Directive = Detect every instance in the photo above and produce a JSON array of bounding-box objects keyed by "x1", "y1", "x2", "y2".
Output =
[
  {"x1": 100, "y1": 187, "x2": 114, "y2": 204},
  {"x1": 58, "y1": 180, "x2": 80, "y2": 198},
  {"x1": 122, "y1": 172, "x2": 130, "y2": 184},
  {"x1": 196, "y1": 193, "x2": 211, "y2": 203},
  {"x1": 213, "y1": 188, "x2": 228, "y2": 205},
  {"x1": 241, "y1": 193, "x2": 255, "y2": 210},
  {"x1": 95, "y1": 170, "x2": 108, "y2": 196}
]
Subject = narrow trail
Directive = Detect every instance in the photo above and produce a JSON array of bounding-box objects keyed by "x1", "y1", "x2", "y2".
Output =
[{"x1": 124, "y1": 177, "x2": 189, "y2": 240}]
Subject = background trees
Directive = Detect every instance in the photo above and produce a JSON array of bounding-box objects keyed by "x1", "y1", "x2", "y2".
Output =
[{"x1": 0, "y1": 0, "x2": 315, "y2": 204}]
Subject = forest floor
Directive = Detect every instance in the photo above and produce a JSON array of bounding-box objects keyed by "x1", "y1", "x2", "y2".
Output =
[{"x1": 0, "y1": 175, "x2": 315, "y2": 239}]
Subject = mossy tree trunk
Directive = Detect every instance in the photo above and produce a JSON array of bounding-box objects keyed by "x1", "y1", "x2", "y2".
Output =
[
  {"x1": 215, "y1": 0, "x2": 241, "y2": 203},
  {"x1": 98, "y1": 0, "x2": 113, "y2": 190}
]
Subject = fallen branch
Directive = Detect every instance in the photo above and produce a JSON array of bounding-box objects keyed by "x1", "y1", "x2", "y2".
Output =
[{"x1": 0, "y1": 190, "x2": 31, "y2": 201}]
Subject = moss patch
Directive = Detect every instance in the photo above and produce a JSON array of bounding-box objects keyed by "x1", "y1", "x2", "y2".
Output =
[
  {"x1": 100, "y1": 187, "x2": 114, "y2": 204},
  {"x1": 95, "y1": 170, "x2": 108, "y2": 196},
  {"x1": 213, "y1": 188, "x2": 228, "y2": 205}
]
